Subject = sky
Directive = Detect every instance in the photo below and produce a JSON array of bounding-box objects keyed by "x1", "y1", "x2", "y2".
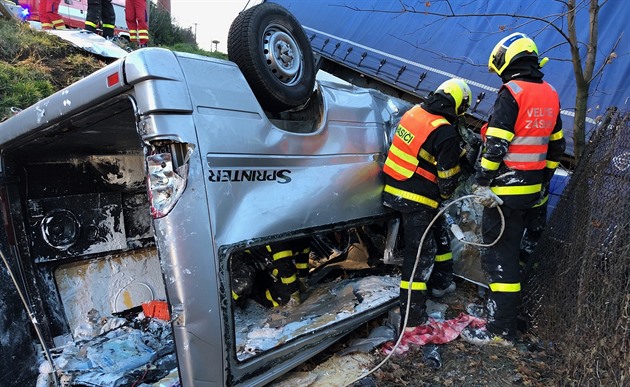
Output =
[{"x1": 170, "y1": 0, "x2": 260, "y2": 53}]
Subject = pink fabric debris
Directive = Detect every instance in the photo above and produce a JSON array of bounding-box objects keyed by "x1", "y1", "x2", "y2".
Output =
[{"x1": 382, "y1": 313, "x2": 486, "y2": 355}]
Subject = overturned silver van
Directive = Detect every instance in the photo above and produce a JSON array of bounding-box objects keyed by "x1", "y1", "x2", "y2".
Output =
[{"x1": 0, "y1": 4, "x2": 415, "y2": 385}]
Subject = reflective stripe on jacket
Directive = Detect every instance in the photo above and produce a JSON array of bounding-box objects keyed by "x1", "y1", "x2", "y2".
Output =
[
  {"x1": 383, "y1": 105, "x2": 449, "y2": 182},
  {"x1": 498, "y1": 80, "x2": 559, "y2": 170}
]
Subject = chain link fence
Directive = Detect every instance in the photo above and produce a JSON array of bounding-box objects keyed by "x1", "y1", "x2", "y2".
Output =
[{"x1": 523, "y1": 108, "x2": 630, "y2": 386}]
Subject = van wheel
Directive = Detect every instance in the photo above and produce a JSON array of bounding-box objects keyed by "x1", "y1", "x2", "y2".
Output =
[{"x1": 228, "y1": 2, "x2": 316, "y2": 113}]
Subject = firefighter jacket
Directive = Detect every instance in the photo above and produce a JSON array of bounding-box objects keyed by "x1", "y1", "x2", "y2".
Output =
[
  {"x1": 383, "y1": 105, "x2": 462, "y2": 212},
  {"x1": 476, "y1": 79, "x2": 566, "y2": 209}
]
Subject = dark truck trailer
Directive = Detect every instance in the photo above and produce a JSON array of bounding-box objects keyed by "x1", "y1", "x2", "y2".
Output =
[{"x1": 267, "y1": 0, "x2": 630, "y2": 156}]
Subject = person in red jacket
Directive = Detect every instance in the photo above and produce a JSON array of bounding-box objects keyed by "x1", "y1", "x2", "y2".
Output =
[
  {"x1": 125, "y1": 0, "x2": 149, "y2": 47},
  {"x1": 462, "y1": 32, "x2": 566, "y2": 345},
  {"x1": 39, "y1": 0, "x2": 66, "y2": 30},
  {"x1": 382, "y1": 78, "x2": 472, "y2": 333}
]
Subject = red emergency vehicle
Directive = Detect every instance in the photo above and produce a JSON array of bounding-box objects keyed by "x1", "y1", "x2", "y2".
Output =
[{"x1": 19, "y1": 0, "x2": 130, "y2": 39}]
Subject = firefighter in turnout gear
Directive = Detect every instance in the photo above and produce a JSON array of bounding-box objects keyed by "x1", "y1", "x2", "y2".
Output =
[
  {"x1": 258, "y1": 243, "x2": 302, "y2": 307},
  {"x1": 462, "y1": 32, "x2": 566, "y2": 345},
  {"x1": 230, "y1": 240, "x2": 311, "y2": 308},
  {"x1": 85, "y1": 0, "x2": 115, "y2": 39},
  {"x1": 382, "y1": 78, "x2": 472, "y2": 331},
  {"x1": 479, "y1": 122, "x2": 550, "y2": 271}
]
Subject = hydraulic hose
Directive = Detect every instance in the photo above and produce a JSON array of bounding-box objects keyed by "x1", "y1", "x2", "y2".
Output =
[{"x1": 345, "y1": 194, "x2": 505, "y2": 386}]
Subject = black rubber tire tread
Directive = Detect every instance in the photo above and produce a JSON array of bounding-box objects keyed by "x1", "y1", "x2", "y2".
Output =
[{"x1": 228, "y1": 2, "x2": 316, "y2": 112}]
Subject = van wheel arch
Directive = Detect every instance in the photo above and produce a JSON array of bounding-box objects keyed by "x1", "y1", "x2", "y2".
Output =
[{"x1": 227, "y1": 2, "x2": 316, "y2": 113}]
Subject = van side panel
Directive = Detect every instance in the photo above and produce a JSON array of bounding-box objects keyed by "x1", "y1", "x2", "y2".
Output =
[
  {"x1": 150, "y1": 53, "x2": 395, "y2": 385},
  {"x1": 143, "y1": 112, "x2": 225, "y2": 386},
  {"x1": 143, "y1": 53, "x2": 396, "y2": 385},
  {"x1": 152, "y1": 150, "x2": 224, "y2": 387},
  {"x1": 175, "y1": 55, "x2": 391, "y2": 246}
]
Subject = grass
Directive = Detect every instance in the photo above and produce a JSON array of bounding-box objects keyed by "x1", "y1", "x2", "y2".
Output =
[
  {"x1": 0, "y1": 17, "x2": 66, "y2": 63},
  {"x1": 0, "y1": 60, "x2": 54, "y2": 119},
  {"x1": 0, "y1": 18, "x2": 109, "y2": 119},
  {"x1": 0, "y1": 18, "x2": 67, "y2": 119},
  {"x1": 0, "y1": 17, "x2": 228, "y2": 120}
]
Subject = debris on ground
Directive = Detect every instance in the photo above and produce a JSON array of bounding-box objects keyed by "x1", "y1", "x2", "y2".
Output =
[
  {"x1": 35, "y1": 310, "x2": 178, "y2": 387},
  {"x1": 275, "y1": 279, "x2": 558, "y2": 386}
]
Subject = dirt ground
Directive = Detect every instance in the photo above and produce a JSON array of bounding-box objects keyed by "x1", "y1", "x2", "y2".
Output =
[{"x1": 277, "y1": 279, "x2": 559, "y2": 387}]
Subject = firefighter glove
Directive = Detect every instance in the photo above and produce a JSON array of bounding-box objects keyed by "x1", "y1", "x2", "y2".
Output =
[
  {"x1": 472, "y1": 184, "x2": 503, "y2": 208},
  {"x1": 534, "y1": 183, "x2": 549, "y2": 207}
]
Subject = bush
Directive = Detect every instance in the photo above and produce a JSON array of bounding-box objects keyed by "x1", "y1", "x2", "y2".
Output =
[
  {"x1": 167, "y1": 43, "x2": 228, "y2": 60},
  {"x1": 149, "y1": 2, "x2": 196, "y2": 47}
]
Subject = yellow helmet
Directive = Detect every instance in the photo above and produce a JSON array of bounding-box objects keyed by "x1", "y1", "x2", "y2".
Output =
[
  {"x1": 435, "y1": 78, "x2": 472, "y2": 116},
  {"x1": 488, "y1": 32, "x2": 539, "y2": 76}
]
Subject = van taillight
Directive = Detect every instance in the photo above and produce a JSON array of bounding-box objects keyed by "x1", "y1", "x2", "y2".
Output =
[{"x1": 146, "y1": 152, "x2": 188, "y2": 219}]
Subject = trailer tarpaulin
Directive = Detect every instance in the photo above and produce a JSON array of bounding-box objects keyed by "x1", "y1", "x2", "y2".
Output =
[{"x1": 269, "y1": 0, "x2": 630, "y2": 156}]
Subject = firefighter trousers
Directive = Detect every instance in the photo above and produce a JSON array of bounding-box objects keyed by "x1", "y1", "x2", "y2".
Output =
[
  {"x1": 399, "y1": 209, "x2": 438, "y2": 327},
  {"x1": 39, "y1": 0, "x2": 65, "y2": 30},
  {"x1": 85, "y1": 0, "x2": 115, "y2": 38},
  {"x1": 481, "y1": 205, "x2": 528, "y2": 339},
  {"x1": 125, "y1": 0, "x2": 148, "y2": 45},
  {"x1": 520, "y1": 202, "x2": 547, "y2": 265},
  {"x1": 429, "y1": 213, "x2": 454, "y2": 290},
  {"x1": 258, "y1": 242, "x2": 300, "y2": 308}
]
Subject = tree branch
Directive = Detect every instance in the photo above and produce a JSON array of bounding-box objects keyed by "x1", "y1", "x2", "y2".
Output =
[
  {"x1": 342, "y1": 3, "x2": 574, "y2": 44},
  {"x1": 582, "y1": 0, "x2": 599, "y2": 82},
  {"x1": 589, "y1": 32, "x2": 622, "y2": 83},
  {"x1": 567, "y1": 0, "x2": 586, "y2": 85}
]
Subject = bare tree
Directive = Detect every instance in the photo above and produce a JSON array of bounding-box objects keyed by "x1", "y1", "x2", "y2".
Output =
[
  {"x1": 346, "y1": 0, "x2": 619, "y2": 162},
  {"x1": 565, "y1": 0, "x2": 614, "y2": 161}
]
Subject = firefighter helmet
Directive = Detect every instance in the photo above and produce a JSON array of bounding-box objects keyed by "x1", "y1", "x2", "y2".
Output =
[
  {"x1": 435, "y1": 78, "x2": 472, "y2": 116},
  {"x1": 488, "y1": 32, "x2": 539, "y2": 76}
]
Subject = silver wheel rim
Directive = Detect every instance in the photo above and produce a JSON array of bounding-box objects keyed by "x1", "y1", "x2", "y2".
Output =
[{"x1": 263, "y1": 24, "x2": 302, "y2": 86}]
